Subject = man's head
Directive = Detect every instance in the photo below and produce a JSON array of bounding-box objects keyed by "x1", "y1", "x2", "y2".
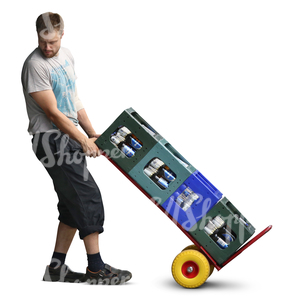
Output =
[{"x1": 36, "y1": 12, "x2": 64, "y2": 58}]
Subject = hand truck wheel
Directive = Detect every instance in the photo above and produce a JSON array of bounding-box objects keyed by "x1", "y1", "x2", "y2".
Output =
[
  {"x1": 181, "y1": 245, "x2": 214, "y2": 277},
  {"x1": 171, "y1": 249, "x2": 210, "y2": 288}
]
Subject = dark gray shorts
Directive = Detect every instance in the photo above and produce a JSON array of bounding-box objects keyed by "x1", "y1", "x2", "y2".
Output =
[{"x1": 32, "y1": 131, "x2": 104, "y2": 239}]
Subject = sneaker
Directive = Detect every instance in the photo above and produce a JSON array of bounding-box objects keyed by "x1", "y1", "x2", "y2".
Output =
[
  {"x1": 43, "y1": 264, "x2": 85, "y2": 283},
  {"x1": 84, "y1": 264, "x2": 132, "y2": 285}
]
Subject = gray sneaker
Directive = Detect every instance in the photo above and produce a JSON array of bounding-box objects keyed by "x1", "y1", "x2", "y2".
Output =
[
  {"x1": 43, "y1": 264, "x2": 85, "y2": 282},
  {"x1": 83, "y1": 264, "x2": 132, "y2": 285}
]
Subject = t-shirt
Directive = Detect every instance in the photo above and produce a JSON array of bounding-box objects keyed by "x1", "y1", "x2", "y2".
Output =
[{"x1": 21, "y1": 47, "x2": 84, "y2": 134}]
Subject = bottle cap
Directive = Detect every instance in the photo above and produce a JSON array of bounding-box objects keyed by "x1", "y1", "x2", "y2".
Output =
[
  {"x1": 144, "y1": 166, "x2": 157, "y2": 177},
  {"x1": 212, "y1": 216, "x2": 225, "y2": 228},
  {"x1": 118, "y1": 126, "x2": 131, "y2": 137},
  {"x1": 150, "y1": 158, "x2": 164, "y2": 169},
  {"x1": 205, "y1": 220, "x2": 217, "y2": 233},
  {"x1": 110, "y1": 135, "x2": 121, "y2": 145}
]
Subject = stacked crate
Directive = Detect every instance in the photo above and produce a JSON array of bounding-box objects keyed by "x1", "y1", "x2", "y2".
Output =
[{"x1": 95, "y1": 108, "x2": 255, "y2": 266}]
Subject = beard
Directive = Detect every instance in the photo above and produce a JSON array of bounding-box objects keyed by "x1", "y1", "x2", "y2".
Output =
[{"x1": 39, "y1": 46, "x2": 60, "y2": 58}]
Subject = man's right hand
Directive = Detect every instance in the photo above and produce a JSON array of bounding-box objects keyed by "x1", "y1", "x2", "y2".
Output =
[{"x1": 81, "y1": 137, "x2": 101, "y2": 158}]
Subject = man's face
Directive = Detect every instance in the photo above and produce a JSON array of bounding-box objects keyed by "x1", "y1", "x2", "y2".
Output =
[{"x1": 38, "y1": 30, "x2": 63, "y2": 58}]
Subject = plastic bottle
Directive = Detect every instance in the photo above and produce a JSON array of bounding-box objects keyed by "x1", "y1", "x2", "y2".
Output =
[
  {"x1": 212, "y1": 216, "x2": 235, "y2": 244},
  {"x1": 234, "y1": 214, "x2": 249, "y2": 227},
  {"x1": 120, "y1": 144, "x2": 135, "y2": 158},
  {"x1": 117, "y1": 126, "x2": 131, "y2": 137},
  {"x1": 144, "y1": 165, "x2": 169, "y2": 189},
  {"x1": 150, "y1": 158, "x2": 164, "y2": 169},
  {"x1": 117, "y1": 126, "x2": 143, "y2": 152},
  {"x1": 175, "y1": 187, "x2": 198, "y2": 211},
  {"x1": 150, "y1": 158, "x2": 176, "y2": 182},
  {"x1": 212, "y1": 233, "x2": 229, "y2": 249},
  {"x1": 204, "y1": 220, "x2": 229, "y2": 249},
  {"x1": 144, "y1": 158, "x2": 177, "y2": 190},
  {"x1": 110, "y1": 134, "x2": 124, "y2": 146},
  {"x1": 152, "y1": 175, "x2": 169, "y2": 189},
  {"x1": 110, "y1": 130, "x2": 136, "y2": 158},
  {"x1": 129, "y1": 135, "x2": 143, "y2": 150}
]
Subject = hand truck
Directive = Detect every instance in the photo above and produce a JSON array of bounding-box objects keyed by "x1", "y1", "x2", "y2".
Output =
[{"x1": 95, "y1": 108, "x2": 272, "y2": 288}]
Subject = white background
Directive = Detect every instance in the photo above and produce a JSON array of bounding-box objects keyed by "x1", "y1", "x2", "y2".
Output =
[{"x1": 1, "y1": 0, "x2": 299, "y2": 298}]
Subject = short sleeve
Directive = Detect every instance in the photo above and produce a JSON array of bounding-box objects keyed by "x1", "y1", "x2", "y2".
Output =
[{"x1": 23, "y1": 59, "x2": 52, "y2": 94}]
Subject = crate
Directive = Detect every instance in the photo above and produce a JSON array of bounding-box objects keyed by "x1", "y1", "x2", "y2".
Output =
[
  {"x1": 188, "y1": 197, "x2": 255, "y2": 265},
  {"x1": 128, "y1": 138, "x2": 196, "y2": 205},
  {"x1": 95, "y1": 108, "x2": 164, "y2": 173},
  {"x1": 161, "y1": 170, "x2": 223, "y2": 231}
]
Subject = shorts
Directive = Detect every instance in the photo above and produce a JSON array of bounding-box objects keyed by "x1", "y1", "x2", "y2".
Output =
[{"x1": 32, "y1": 131, "x2": 104, "y2": 239}]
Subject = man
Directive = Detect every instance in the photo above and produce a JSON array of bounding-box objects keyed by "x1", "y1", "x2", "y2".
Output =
[{"x1": 21, "y1": 12, "x2": 132, "y2": 285}]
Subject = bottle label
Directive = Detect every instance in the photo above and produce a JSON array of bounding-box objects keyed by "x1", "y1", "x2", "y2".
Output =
[
  {"x1": 163, "y1": 169, "x2": 176, "y2": 181},
  {"x1": 121, "y1": 145, "x2": 135, "y2": 157},
  {"x1": 156, "y1": 177, "x2": 169, "y2": 189},
  {"x1": 221, "y1": 233, "x2": 234, "y2": 243},
  {"x1": 216, "y1": 237, "x2": 228, "y2": 249},
  {"x1": 130, "y1": 137, "x2": 142, "y2": 150}
]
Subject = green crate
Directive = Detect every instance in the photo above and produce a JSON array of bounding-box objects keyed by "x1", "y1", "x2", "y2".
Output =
[
  {"x1": 95, "y1": 108, "x2": 165, "y2": 173},
  {"x1": 128, "y1": 138, "x2": 197, "y2": 205},
  {"x1": 188, "y1": 197, "x2": 255, "y2": 266}
]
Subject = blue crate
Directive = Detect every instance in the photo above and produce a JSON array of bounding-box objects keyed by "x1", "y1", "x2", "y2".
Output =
[{"x1": 161, "y1": 170, "x2": 223, "y2": 231}]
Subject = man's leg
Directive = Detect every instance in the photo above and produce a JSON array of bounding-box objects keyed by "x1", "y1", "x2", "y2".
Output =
[
  {"x1": 43, "y1": 222, "x2": 85, "y2": 282},
  {"x1": 82, "y1": 232, "x2": 132, "y2": 284},
  {"x1": 83, "y1": 232, "x2": 99, "y2": 254},
  {"x1": 83, "y1": 232, "x2": 105, "y2": 272},
  {"x1": 49, "y1": 222, "x2": 77, "y2": 268},
  {"x1": 54, "y1": 222, "x2": 77, "y2": 253}
]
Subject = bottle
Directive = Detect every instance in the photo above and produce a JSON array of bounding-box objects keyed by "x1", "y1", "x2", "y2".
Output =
[
  {"x1": 212, "y1": 216, "x2": 235, "y2": 243},
  {"x1": 204, "y1": 220, "x2": 218, "y2": 235},
  {"x1": 118, "y1": 126, "x2": 131, "y2": 137},
  {"x1": 110, "y1": 134, "x2": 124, "y2": 146},
  {"x1": 128, "y1": 135, "x2": 143, "y2": 150},
  {"x1": 204, "y1": 220, "x2": 229, "y2": 249},
  {"x1": 150, "y1": 158, "x2": 176, "y2": 182},
  {"x1": 181, "y1": 189, "x2": 198, "y2": 211},
  {"x1": 117, "y1": 126, "x2": 143, "y2": 152},
  {"x1": 144, "y1": 158, "x2": 177, "y2": 190},
  {"x1": 110, "y1": 131, "x2": 135, "y2": 158},
  {"x1": 144, "y1": 165, "x2": 169, "y2": 189},
  {"x1": 212, "y1": 233, "x2": 229, "y2": 249},
  {"x1": 150, "y1": 158, "x2": 165, "y2": 169},
  {"x1": 184, "y1": 191, "x2": 199, "y2": 210},
  {"x1": 160, "y1": 167, "x2": 176, "y2": 182},
  {"x1": 175, "y1": 193, "x2": 184, "y2": 207},
  {"x1": 234, "y1": 214, "x2": 249, "y2": 227},
  {"x1": 152, "y1": 175, "x2": 169, "y2": 189},
  {"x1": 120, "y1": 144, "x2": 135, "y2": 158},
  {"x1": 175, "y1": 187, "x2": 198, "y2": 211},
  {"x1": 144, "y1": 165, "x2": 158, "y2": 177}
]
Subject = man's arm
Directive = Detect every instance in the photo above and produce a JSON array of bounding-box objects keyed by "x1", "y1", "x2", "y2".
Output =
[
  {"x1": 73, "y1": 84, "x2": 100, "y2": 139},
  {"x1": 77, "y1": 108, "x2": 100, "y2": 139},
  {"x1": 30, "y1": 90, "x2": 100, "y2": 157}
]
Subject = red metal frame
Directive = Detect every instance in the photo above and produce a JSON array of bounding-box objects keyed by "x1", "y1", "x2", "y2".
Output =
[
  {"x1": 102, "y1": 154, "x2": 272, "y2": 271},
  {"x1": 221, "y1": 225, "x2": 272, "y2": 267}
]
